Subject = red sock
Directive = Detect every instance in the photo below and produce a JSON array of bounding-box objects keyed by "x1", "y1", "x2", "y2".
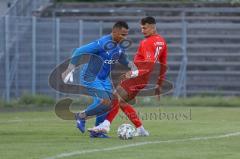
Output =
[
  {"x1": 106, "y1": 99, "x2": 119, "y2": 123},
  {"x1": 120, "y1": 103, "x2": 142, "y2": 128}
]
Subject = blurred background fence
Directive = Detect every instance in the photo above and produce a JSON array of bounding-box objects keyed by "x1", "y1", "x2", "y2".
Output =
[{"x1": 0, "y1": 0, "x2": 240, "y2": 102}]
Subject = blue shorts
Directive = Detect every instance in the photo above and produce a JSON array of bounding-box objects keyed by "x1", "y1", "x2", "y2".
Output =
[
  {"x1": 79, "y1": 65, "x2": 113, "y2": 100},
  {"x1": 79, "y1": 65, "x2": 113, "y2": 116}
]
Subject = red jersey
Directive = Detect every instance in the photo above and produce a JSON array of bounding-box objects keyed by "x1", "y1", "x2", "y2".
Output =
[{"x1": 131, "y1": 34, "x2": 168, "y2": 86}]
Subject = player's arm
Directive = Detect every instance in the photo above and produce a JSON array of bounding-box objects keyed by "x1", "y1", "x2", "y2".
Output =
[
  {"x1": 70, "y1": 41, "x2": 100, "y2": 65},
  {"x1": 118, "y1": 53, "x2": 138, "y2": 71},
  {"x1": 157, "y1": 44, "x2": 167, "y2": 87},
  {"x1": 155, "y1": 43, "x2": 168, "y2": 98},
  {"x1": 126, "y1": 42, "x2": 154, "y2": 79},
  {"x1": 118, "y1": 53, "x2": 135, "y2": 80},
  {"x1": 62, "y1": 41, "x2": 100, "y2": 82}
]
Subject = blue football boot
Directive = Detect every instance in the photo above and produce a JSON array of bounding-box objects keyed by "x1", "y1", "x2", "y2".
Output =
[{"x1": 75, "y1": 113, "x2": 86, "y2": 133}]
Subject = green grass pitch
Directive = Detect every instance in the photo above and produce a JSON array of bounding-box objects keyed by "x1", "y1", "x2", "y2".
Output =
[{"x1": 1, "y1": 106, "x2": 240, "y2": 159}]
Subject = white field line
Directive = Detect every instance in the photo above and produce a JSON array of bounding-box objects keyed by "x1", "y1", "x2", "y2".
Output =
[
  {"x1": 0, "y1": 118, "x2": 58, "y2": 124},
  {"x1": 44, "y1": 131, "x2": 240, "y2": 159}
]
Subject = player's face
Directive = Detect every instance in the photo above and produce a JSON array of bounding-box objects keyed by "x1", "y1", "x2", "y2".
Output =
[
  {"x1": 112, "y1": 28, "x2": 129, "y2": 43},
  {"x1": 141, "y1": 23, "x2": 156, "y2": 37}
]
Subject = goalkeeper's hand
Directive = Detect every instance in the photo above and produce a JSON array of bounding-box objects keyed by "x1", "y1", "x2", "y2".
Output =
[
  {"x1": 63, "y1": 70, "x2": 74, "y2": 83},
  {"x1": 62, "y1": 64, "x2": 75, "y2": 83}
]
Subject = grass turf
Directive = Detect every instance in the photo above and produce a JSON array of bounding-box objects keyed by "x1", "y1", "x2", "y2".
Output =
[{"x1": 0, "y1": 106, "x2": 240, "y2": 159}]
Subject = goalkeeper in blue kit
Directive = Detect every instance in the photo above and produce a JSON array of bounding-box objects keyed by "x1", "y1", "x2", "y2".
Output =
[{"x1": 62, "y1": 21, "x2": 135, "y2": 138}]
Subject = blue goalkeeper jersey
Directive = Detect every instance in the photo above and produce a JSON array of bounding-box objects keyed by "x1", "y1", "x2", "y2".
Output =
[{"x1": 71, "y1": 34, "x2": 129, "y2": 81}]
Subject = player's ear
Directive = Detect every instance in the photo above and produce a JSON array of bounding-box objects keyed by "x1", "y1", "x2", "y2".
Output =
[
  {"x1": 152, "y1": 24, "x2": 157, "y2": 31},
  {"x1": 150, "y1": 24, "x2": 154, "y2": 29}
]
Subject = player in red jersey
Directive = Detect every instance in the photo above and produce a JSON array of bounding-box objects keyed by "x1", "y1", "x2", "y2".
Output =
[{"x1": 89, "y1": 16, "x2": 168, "y2": 136}]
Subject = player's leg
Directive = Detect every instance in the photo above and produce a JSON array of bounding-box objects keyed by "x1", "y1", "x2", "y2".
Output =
[
  {"x1": 76, "y1": 93, "x2": 112, "y2": 118},
  {"x1": 119, "y1": 101, "x2": 149, "y2": 136},
  {"x1": 88, "y1": 97, "x2": 119, "y2": 133},
  {"x1": 102, "y1": 86, "x2": 128, "y2": 126},
  {"x1": 105, "y1": 96, "x2": 120, "y2": 123},
  {"x1": 118, "y1": 83, "x2": 149, "y2": 136},
  {"x1": 75, "y1": 70, "x2": 92, "y2": 133},
  {"x1": 87, "y1": 77, "x2": 116, "y2": 138},
  {"x1": 88, "y1": 74, "x2": 135, "y2": 131},
  {"x1": 87, "y1": 78, "x2": 119, "y2": 133},
  {"x1": 95, "y1": 113, "x2": 108, "y2": 126},
  {"x1": 90, "y1": 84, "x2": 149, "y2": 136},
  {"x1": 116, "y1": 84, "x2": 149, "y2": 136},
  {"x1": 75, "y1": 97, "x2": 100, "y2": 133},
  {"x1": 87, "y1": 85, "x2": 130, "y2": 133},
  {"x1": 75, "y1": 95, "x2": 112, "y2": 132},
  {"x1": 76, "y1": 78, "x2": 112, "y2": 133},
  {"x1": 119, "y1": 101, "x2": 142, "y2": 128},
  {"x1": 84, "y1": 99, "x2": 111, "y2": 138},
  {"x1": 94, "y1": 78, "x2": 114, "y2": 126}
]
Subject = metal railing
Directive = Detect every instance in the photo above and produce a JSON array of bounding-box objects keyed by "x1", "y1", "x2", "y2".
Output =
[
  {"x1": 5, "y1": 0, "x2": 52, "y2": 16},
  {"x1": 0, "y1": 0, "x2": 52, "y2": 101},
  {"x1": 173, "y1": 12, "x2": 188, "y2": 97},
  {"x1": 1, "y1": 5, "x2": 240, "y2": 101}
]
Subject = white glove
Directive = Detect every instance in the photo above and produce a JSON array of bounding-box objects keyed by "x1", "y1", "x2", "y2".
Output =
[{"x1": 63, "y1": 70, "x2": 74, "y2": 83}]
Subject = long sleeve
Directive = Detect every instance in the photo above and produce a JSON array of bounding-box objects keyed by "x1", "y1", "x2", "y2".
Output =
[
  {"x1": 131, "y1": 42, "x2": 155, "y2": 78},
  {"x1": 157, "y1": 44, "x2": 168, "y2": 87},
  {"x1": 118, "y1": 52, "x2": 130, "y2": 68},
  {"x1": 70, "y1": 41, "x2": 100, "y2": 65}
]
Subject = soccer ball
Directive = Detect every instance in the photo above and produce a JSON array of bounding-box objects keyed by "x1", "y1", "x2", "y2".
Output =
[{"x1": 117, "y1": 124, "x2": 136, "y2": 140}]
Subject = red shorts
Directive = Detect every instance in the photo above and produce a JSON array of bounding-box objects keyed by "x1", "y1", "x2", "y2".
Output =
[{"x1": 120, "y1": 76, "x2": 148, "y2": 100}]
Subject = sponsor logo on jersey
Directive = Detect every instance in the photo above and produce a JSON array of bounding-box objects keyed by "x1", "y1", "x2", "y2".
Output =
[{"x1": 104, "y1": 59, "x2": 118, "y2": 64}]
